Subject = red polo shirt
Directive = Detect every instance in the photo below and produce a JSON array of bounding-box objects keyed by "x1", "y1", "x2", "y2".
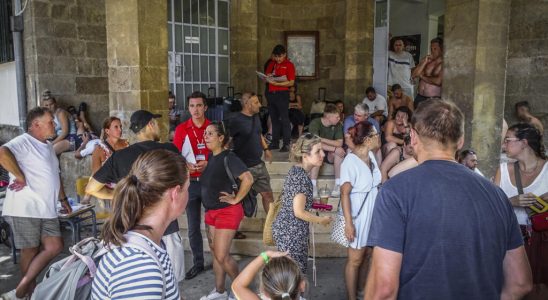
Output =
[
  {"x1": 173, "y1": 118, "x2": 211, "y2": 178},
  {"x1": 265, "y1": 58, "x2": 296, "y2": 92}
]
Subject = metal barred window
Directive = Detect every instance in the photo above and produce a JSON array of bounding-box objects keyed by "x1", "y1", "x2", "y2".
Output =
[
  {"x1": 0, "y1": 0, "x2": 14, "y2": 64},
  {"x1": 167, "y1": 0, "x2": 230, "y2": 109}
]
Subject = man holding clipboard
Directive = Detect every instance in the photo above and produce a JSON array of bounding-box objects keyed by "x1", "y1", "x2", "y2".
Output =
[
  {"x1": 264, "y1": 44, "x2": 296, "y2": 152},
  {"x1": 173, "y1": 91, "x2": 211, "y2": 280}
]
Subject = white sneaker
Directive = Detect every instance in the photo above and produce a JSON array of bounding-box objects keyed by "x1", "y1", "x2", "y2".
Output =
[
  {"x1": 200, "y1": 289, "x2": 228, "y2": 300},
  {"x1": 331, "y1": 184, "x2": 340, "y2": 197},
  {"x1": 313, "y1": 185, "x2": 319, "y2": 199},
  {"x1": 0, "y1": 290, "x2": 27, "y2": 300}
]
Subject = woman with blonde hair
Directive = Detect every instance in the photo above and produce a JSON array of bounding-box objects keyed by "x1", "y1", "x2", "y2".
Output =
[
  {"x1": 232, "y1": 251, "x2": 306, "y2": 300},
  {"x1": 272, "y1": 133, "x2": 332, "y2": 274},
  {"x1": 91, "y1": 149, "x2": 189, "y2": 300}
]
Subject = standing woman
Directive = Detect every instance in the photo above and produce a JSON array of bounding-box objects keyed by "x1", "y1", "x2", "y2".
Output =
[
  {"x1": 91, "y1": 149, "x2": 189, "y2": 300},
  {"x1": 495, "y1": 123, "x2": 548, "y2": 297},
  {"x1": 91, "y1": 117, "x2": 129, "y2": 174},
  {"x1": 340, "y1": 121, "x2": 381, "y2": 300},
  {"x1": 199, "y1": 122, "x2": 254, "y2": 300},
  {"x1": 272, "y1": 133, "x2": 332, "y2": 273}
]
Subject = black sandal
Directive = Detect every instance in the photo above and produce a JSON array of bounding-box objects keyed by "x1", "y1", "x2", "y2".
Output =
[
  {"x1": 78, "y1": 102, "x2": 88, "y2": 113},
  {"x1": 234, "y1": 231, "x2": 246, "y2": 239}
]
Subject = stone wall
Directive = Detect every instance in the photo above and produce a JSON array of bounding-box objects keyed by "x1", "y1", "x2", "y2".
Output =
[
  {"x1": 505, "y1": 0, "x2": 548, "y2": 141},
  {"x1": 230, "y1": 0, "x2": 374, "y2": 114},
  {"x1": 22, "y1": 0, "x2": 109, "y2": 133}
]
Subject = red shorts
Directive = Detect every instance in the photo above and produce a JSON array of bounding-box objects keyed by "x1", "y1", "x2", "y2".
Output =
[{"x1": 204, "y1": 204, "x2": 244, "y2": 230}]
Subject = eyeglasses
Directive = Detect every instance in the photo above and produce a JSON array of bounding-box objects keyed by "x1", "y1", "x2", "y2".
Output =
[{"x1": 503, "y1": 137, "x2": 521, "y2": 144}]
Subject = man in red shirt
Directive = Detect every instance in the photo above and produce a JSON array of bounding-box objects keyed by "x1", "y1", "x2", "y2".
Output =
[
  {"x1": 265, "y1": 44, "x2": 296, "y2": 152},
  {"x1": 173, "y1": 91, "x2": 210, "y2": 280}
]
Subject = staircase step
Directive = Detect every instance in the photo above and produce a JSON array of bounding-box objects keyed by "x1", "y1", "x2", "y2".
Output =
[
  {"x1": 265, "y1": 161, "x2": 335, "y2": 176},
  {"x1": 178, "y1": 210, "x2": 337, "y2": 233},
  {"x1": 180, "y1": 229, "x2": 346, "y2": 257},
  {"x1": 270, "y1": 174, "x2": 336, "y2": 191}
]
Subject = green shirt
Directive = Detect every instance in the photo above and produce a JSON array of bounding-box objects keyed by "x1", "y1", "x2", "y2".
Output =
[{"x1": 308, "y1": 118, "x2": 344, "y2": 140}]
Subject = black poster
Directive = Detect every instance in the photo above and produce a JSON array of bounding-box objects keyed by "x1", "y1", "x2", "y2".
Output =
[{"x1": 395, "y1": 34, "x2": 421, "y2": 65}]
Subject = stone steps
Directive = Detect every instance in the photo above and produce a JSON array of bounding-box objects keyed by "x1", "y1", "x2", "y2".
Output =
[
  {"x1": 180, "y1": 228, "x2": 346, "y2": 258},
  {"x1": 265, "y1": 161, "x2": 335, "y2": 176},
  {"x1": 269, "y1": 174, "x2": 336, "y2": 191}
]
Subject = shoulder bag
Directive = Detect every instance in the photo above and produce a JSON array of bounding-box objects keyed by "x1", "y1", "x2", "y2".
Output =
[
  {"x1": 224, "y1": 155, "x2": 258, "y2": 218},
  {"x1": 331, "y1": 191, "x2": 370, "y2": 247}
]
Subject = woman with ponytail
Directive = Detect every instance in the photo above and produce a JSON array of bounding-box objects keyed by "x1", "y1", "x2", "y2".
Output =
[
  {"x1": 495, "y1": 123, "x2": 548, "y2": 297},
  {"x1": 232, "y1": 251, "x2": 306, "y2": 300},
  {"x1": 91, "y1": 149, "x2": 189, "y2": 300}
]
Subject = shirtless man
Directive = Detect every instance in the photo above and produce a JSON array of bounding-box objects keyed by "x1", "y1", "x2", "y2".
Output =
[
  {"x1": 387, "y1": 84, "x2": 414, "y2": 120},
  {"x1": 411, "y1": 37, "x2": 443, "y2": 109},
  {"x1": 515, "y1": 101, "x2": 544, "y2": 135}
]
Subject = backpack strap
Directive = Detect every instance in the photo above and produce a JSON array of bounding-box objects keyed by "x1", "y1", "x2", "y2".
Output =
[
  {"x1": 514, "y1": 161, "x2": 524, "y2": 195},
  {"x1": 123, "y1": 232, "x2": 167, "y2": 299}
]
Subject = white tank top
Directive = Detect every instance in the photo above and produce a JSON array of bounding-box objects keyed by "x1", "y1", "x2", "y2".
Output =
[{"x1": 499, "y1": 161, "x2": 548, "y2": 225}]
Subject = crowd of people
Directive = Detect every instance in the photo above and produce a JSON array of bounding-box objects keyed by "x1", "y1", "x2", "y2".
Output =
[{"x1": 0, "y1": 39, "x2": 546, "y2": 300}]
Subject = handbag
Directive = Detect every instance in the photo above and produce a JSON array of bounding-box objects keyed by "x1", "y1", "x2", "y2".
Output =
[
  {"x1": 263, "y1": 195, "x2": 282, "y2": 246},
  {"x1": 514, "y1": 161, "x2": 548, "y2": 232},
  {"x1": 331, "y1": 191, "x2": 370, "y2": 247},
  {"x1": 224, "y1": 155, "x2": 258, "y2": 218}
]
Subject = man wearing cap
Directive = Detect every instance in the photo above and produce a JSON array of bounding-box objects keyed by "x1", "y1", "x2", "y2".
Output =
[
  {"x1": 172, "y1": 91, "x2": 210, "y2": 280},
  {"x1": 85, "y1": 109, "x2": 186, "y2": 282}
]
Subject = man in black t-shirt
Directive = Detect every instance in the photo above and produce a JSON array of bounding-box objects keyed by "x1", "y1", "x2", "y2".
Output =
[
  {"x1": 365, "y1": 100, "x2": 532, "y2": 299},
  {"x1": 86, "y1": 110, "x2": 186, "y2": 282},
  {"x1": 228, "y1": 92, "x2": 274, "y2": 213}
]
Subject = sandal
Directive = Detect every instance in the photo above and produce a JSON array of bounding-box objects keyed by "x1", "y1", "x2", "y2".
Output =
[
  {"x1": 234, "y1": 231, "x2": 246, "y2": 240},
  {"x1": 78, "y1": 102, "x2": 88, "y2": 113}
]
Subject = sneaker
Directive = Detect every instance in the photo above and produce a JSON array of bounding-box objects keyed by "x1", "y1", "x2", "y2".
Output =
[
  {"x1": 313, "y1": 185, "x2": 319, "y2": 199},
  {"x1": 200, "y1": 289, "x2": 228, "y2": 300},
  {"x1": 330, "y1": 184, "x2": 341, "y2": 197},
  {"x1": 1, "y1": 289, "x2": 27, "y2": 300}
]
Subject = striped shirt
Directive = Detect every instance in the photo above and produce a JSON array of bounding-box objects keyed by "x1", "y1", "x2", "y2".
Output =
[{"x1": 91, "y1": 234, "x2": 180, "y2": 300}]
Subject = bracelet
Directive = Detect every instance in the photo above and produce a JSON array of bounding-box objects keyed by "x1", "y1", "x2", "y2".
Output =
[
  {"x1": 260, "y1": 251, "x2": 269, "y2": 264},
  {"x1": 263, "y1": 148, "x2": 270, "y2": 151}
]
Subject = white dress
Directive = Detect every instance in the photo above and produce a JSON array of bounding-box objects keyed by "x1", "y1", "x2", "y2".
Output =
[
  {"x1": 499, "y1": 162, "x2": 548, "y2": 225},
  {"x1": 340, "y1": 152, "x2": 381, "y2": 249}
]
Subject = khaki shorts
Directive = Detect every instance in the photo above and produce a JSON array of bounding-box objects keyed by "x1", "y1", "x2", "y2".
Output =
[
  {"x1": 248, "y1": 162, "x2": 272, "y2": 193},
  {"x1": 4, "y1": 216, "x2": 61, "y2": 249}
]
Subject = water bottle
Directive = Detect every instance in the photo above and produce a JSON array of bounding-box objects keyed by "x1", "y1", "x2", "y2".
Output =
[{"x1": 69, "y1": 136, "x2": 76, "y2": 151}]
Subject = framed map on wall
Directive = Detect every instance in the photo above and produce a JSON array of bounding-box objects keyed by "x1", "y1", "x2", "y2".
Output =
[{"x1": 285, "y1": 31, "x2": 319, "y2": 80}]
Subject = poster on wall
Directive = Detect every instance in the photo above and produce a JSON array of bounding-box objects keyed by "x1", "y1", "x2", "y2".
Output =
[
  {"x1": 394, "y1": 34, "x2": 421, "y2": 65},
  {"x1": 284, "y1": 31, "x2": 319, "y2": 80}
]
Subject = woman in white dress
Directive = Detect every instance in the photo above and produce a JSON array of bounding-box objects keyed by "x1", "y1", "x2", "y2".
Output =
[{"x1": 340, "y1": 121, "x2": 381, "y2": 300}]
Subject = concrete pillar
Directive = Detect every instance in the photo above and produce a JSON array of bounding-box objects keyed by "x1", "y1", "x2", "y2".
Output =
[
  {"x1": 230, "y1": 0, "x2": 259, "y2": 93},
  {"x1": 443, "y1": 0, "x2": 511, "y2": 177},
  {"x1": 343, "y1": 0, "x2": 374, "y2": 106},
  {"x1": 105, "y1": 0, "x2": 169, "y2": 141}
]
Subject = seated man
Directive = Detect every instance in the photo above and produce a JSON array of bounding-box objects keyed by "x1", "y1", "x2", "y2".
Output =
[
  {"x1": 515, "y1": 101, "x2": 544, "y2": 135},
  {"x1": 387, "y1": 84, "x2": 414, "y2": 120},
  {"x1": 308, "y1": 103, "x2": 345, "y2": 197},
  {"x1": 457, "y1": 149, "x2": 484, "y2": 177},
  {"x1": 380, "y1": 135, "x2": 414, "y2": 183},
  {"x1": 382, "y1": 106, "x2": 411, "y2": 156},
  {"x1": 343, "y1": 103, "x2": 381, "y2": 134},
  {"x1": 362, "y1": 87, "x2": 387, "y2": 124}
]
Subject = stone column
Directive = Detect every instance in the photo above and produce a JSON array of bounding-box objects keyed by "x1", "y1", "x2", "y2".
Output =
[
  {"x1": 105, "y1": 0, "x2": 169, "y2": 141},
  {"x1": 230, "y1": 0, "x2": 258, "y2": 93},
  {"x1": 443, "y1": 0, "x2": 511, "y2": 177},
  {"x1": 343, "y1": 0, "x2": 374, "y2": 106}
]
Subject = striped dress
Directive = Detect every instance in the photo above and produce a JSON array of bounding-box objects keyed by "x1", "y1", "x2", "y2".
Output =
[{"x1": 91, "y1": 234, "x2": 180, "y2": 300}]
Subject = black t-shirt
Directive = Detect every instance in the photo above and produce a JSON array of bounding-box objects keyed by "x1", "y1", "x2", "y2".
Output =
[
  {"x1": 228, "y1": 113, "x2": 263, "y2": 168},
  {"x1": 367, "y1": 160, "x2": 523, "y2": 300},
  {"x1": 93, "y1": 140, "x2": 181, "y2": 235},
  {"x1": 200, "y1": 150, "x2": 248, "y2": 210}
]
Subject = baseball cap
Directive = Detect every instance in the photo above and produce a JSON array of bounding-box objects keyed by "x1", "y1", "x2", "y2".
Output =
[{"x1": 129, "y1": 110, "x2": 162, "y2": 133}]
